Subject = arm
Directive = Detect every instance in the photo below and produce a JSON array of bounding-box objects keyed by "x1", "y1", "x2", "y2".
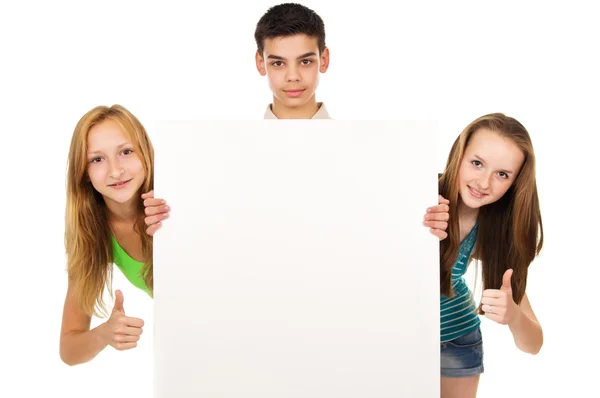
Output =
[
  {"x1": 60, "y1": 280, "x2": 144, "y2": 366},
  {"x1": 508, "y1": 292, "x2": 543, "y2": 355},
  {"x1": 59, "y1": 278, "x2": 110, "y2": 366},
  {"x1": 481, "y1": 270, "x2": 543, "y2": 355}
]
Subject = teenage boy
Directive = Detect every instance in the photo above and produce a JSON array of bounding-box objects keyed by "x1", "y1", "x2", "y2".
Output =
[
  {"x1": 142, "y1": 4, "x2": 450, "y2": 238},
  {"x1": 254, "y1": 3, "x2": 331, "y2": 119}
]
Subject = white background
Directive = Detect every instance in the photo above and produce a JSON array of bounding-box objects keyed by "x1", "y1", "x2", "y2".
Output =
[{"x1": 0, "y1": 0, "x2": 598, "y2": 397}]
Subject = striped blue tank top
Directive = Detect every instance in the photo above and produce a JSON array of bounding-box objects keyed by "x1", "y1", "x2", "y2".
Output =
[{"x1": 440, "y1": 223, "x2": 480, "y2": 342}]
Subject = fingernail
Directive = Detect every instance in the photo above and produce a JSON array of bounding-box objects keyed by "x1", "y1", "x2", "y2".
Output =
[
  {"x1": 161, "y1": 200, "x2": 166, "y2": 204},
  {"x1": 165, "y1": 206, "x2": 170, "y2": 211}
]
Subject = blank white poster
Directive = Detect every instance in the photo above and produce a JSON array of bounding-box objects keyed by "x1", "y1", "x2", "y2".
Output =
[{"x1": 153, "y1": 120, "x2": 441, "y2": 397}]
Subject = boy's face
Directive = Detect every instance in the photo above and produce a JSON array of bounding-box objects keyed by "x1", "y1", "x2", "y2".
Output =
[{"x1": 256, "y1": 34, "x2": 329, "y2": 110}]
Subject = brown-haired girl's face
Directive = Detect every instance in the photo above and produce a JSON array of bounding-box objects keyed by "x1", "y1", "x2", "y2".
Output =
[
  {"x1": 458, "y1": 128, "x2": 525, "y2": 209},
  {"x1": 85, "y1": 119, "x2": 145, "y2": 206}
]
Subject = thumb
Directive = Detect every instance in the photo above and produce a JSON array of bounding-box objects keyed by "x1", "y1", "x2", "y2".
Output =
[
  {"x1": 501, "y1": 269, "x2": 513, "y2": 291},
  {"x1": 112, "y1": 289, "x2": 125, "y2": 314}
]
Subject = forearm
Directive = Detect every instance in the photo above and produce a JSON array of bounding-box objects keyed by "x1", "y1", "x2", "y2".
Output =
[
  {"x1": 508, "y1": 308, "x2": 543, "y2": 355},
  {"x1": 60, "y1": 323, "x2": 108, "y2": 366}
]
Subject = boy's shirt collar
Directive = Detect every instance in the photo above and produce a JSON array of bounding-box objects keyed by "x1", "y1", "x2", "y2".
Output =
[{"x1": 264, "y1": 102, "x2": 331, "y2": 119}]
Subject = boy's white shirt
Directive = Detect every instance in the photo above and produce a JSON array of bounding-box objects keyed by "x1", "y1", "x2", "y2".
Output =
[{"x1": 263, "y1": 102, "x2": 331, "y2": 119}]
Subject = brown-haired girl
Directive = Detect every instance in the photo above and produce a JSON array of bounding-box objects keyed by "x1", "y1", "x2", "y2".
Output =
[{"x1": 438, "y1": 113, "x2": 544, "y2": 397}]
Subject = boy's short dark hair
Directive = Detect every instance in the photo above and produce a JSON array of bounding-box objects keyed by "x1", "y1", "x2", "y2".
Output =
[{"x1": 255, "y1": 3, "x2": 326, "y2": 55}]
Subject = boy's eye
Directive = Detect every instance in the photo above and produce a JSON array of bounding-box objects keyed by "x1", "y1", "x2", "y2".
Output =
[
  {"x1": 271, "y1": 61, "x2": 284, "y2": 67},
  {"x1": 301, "y1": 59, "x2": 313, "y2": 65}
]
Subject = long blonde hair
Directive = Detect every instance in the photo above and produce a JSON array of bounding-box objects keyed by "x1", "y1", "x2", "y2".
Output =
[
  {"x1": 65, "y1": 104, "x2": 154, "y2": 317},
  {"x1": 438, "y1": 113, "x2": 543, "y2": 309}
]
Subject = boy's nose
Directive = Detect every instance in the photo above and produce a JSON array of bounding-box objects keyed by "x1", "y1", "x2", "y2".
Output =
[{"x1": 286, "y1": 67, "x2": 301, "y2": 82}]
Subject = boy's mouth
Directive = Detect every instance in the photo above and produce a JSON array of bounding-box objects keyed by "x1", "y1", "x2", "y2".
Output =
[{"x1": 283, "y1": 89, "x2": 305, "y2": 97}]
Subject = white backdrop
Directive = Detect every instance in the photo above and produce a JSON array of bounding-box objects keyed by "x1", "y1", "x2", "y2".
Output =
[{"x1": 0, "y1": 0, "x2": 598, "y2": 397}]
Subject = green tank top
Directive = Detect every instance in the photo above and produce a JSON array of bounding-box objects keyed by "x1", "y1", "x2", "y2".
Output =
[{"x1": 111, "y1": 236, "x2": 153, "y2": 298}]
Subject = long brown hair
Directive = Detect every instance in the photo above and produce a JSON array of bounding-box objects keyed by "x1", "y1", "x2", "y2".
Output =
[
  {"x1": 65, "y1": 104, "x2": 154, "y2": 317},
  {"x1": 438, "y1": 113, "x2": 543, "y2": 310}
]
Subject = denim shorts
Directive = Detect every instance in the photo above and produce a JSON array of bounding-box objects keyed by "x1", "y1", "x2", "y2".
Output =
[{"x1": 440, "y1": 327, "x2": 484, "y2": 378}]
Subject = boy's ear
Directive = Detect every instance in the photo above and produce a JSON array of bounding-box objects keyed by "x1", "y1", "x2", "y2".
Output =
[
  {"x1": 255, "y1": 51, "x2": 267, "y2": 76},
  {"x1": 319, "y1": 46, "x2": 330, "y2": 73}
]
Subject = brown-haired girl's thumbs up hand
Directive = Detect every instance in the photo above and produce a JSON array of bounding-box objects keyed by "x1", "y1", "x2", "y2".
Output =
[{"x1": 481, "y1": 269, "x2": 520, "y2": 326}]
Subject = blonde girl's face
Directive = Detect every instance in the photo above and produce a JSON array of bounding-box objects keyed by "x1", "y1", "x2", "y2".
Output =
[
  {"x1": 85, "y1": 120, "x2": 145, "y2": 206},
  {"x1": 458, "y1": 128, "x2": 525, "y2": 209}
]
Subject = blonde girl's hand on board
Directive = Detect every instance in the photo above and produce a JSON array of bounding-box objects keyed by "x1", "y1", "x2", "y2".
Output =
[{"x1": 141, "y1": 190, "x2": 170, "y2": 236}]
